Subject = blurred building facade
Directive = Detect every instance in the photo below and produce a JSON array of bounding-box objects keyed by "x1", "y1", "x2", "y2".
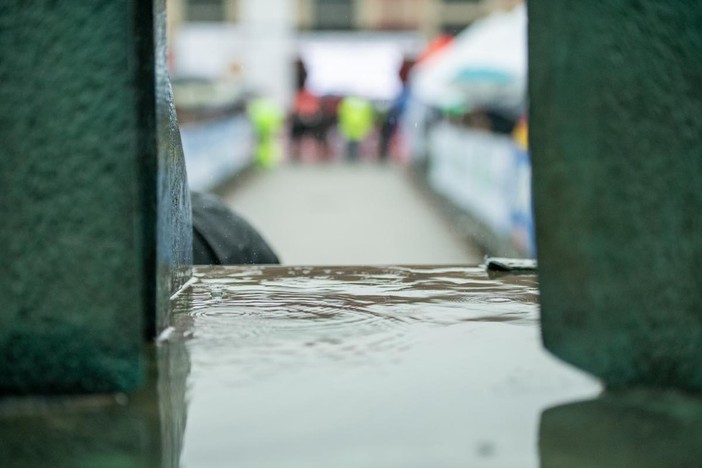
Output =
[
  {"x1": 168, "y1": 0, "x2": 518, "y2": 40},
  {"x1": 166, "y1": 0, "x2": 523, "y2": 109}
]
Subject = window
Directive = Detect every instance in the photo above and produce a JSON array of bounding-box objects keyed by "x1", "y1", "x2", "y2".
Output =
[
  {"x1": 315, "y1": 0, "x2": 354, "y2": 30},
  {"x1": 377, "y1": 0, "x2": 422, "y2": 30},
  {"x1": 186, "y1": 0, "x2": 225, "y2": 22}
]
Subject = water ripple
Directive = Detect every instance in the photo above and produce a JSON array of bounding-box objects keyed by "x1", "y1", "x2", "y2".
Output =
[{"x1": 170, "y1": 265, "x2": 539, "y2": 382}]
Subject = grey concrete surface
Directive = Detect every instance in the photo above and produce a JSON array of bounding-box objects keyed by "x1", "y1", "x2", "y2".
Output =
[{"x1": 221, "y1": 163, "x2": 483, "y2": 265}]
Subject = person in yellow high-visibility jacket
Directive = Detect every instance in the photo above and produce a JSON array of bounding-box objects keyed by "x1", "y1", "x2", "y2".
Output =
[
  {"x1": 247, "y1": 97, "x2": 285, "y2": 168},
  {"x1": 337, "y1": 96, "x2": 374, "y2": 161},
  {"x1": 512, "y1": 116, "x2": 528, "y2": 151}
]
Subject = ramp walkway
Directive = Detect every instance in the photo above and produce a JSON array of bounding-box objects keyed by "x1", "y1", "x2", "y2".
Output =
[{"x1": 221, "y1": 163, "x2": 483, "y2": 265}]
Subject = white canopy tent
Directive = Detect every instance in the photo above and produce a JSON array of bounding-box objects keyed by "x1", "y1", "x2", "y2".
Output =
[{"x1": 412, "y1": 4, "x2": 527, "y2": 116}]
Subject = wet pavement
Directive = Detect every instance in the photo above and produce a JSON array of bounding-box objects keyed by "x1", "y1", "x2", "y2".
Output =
[{"x1": 221, "y1": 163, "x2": 483, "y2": 265}]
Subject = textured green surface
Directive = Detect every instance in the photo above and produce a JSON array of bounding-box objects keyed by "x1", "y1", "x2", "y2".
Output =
[
  {"x1": 529, "y1": 1, "x2": 702, "y2": 390},
  {"x1": 0, "y1": 0, "x2": 191, "y2": 394},
  {"x1": 0, "y1": 1, "x2": 144, "y2": 393}
]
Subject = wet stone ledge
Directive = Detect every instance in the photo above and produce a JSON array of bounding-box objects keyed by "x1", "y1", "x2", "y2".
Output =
[{"x1": 1, "y1": 264, "x2": 601, "y2": 467}]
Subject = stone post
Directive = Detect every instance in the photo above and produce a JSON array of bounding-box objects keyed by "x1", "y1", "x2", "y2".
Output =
[
  {"x1": 0, "y1": 0, "x2": 191, "y2": 394},
  {"x1": 529, "y1": 1, "x2": 702, "y2": 391}
]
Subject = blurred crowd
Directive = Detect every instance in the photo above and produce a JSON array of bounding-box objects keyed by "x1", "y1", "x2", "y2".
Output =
[
  {"x1": 244, "y1": 23, "x2": 526, "y2": 167},
  {"x1": 174, "y1": 1, "x2": 528, "y2": 167},
  {"x1": 284, "y1": 58, "x2": 414, "y2": 164}
]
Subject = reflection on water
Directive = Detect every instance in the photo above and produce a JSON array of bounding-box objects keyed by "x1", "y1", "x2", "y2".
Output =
[
  {"x1": 6, "y1": 265, "x2": 700, "y2": 467},
  {"x1": 0, "y1": 348, "x2": 166, "y2": 468},
  {"x1": 158, "y1": 319, "x2": 191, "y2": 468},
  {"x1": 541, "y1": 390, "x2": 702, "y2": 468}
]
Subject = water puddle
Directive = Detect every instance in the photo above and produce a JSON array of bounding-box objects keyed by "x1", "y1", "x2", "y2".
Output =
[{"x1": 164, "y1": 265, "x2": 599, "y2": 467}]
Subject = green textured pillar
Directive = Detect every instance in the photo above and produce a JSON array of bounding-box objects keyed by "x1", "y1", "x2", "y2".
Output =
[
  {"x1": 0, "y1": 0, "x2": 191, "y2": 394},
  {"x1": 530, "y1": 2, "x2": 702, "y2": 390}
]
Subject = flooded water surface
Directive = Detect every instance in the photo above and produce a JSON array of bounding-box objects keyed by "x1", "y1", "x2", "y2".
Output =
[{"x1": 165, "y1": 265, "x2": 599, "y2": 467}]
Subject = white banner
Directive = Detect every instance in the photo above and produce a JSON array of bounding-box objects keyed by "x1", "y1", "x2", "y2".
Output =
[
  {"x1": 181, "y1": 115, "x2": 254, "y2": 191},
  {"x1": 427, "y1": 122, "x2": 534, "y2": 256}
]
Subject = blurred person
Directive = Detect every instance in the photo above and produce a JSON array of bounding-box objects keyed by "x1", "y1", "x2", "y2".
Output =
[
  {"x1": 291, "y1": 88, "x2": 325, "y2": 161},
  {"x1": 247, "y1": 95, "x2": 284, "y2": 168},
  {"x1": 463, "y1": 108, "x2": 518, "y2": 135},
  {"x1": 337, "y1": 96, "x2": 374, "y2": 161},
  {"x1": 318, "y1": 95, "x2": 343, "y2": 158},
  {"x1": 380, "y1": 59, "x2": 414, "y2": 161},
  {"x1": 463, "y1": 109, "x2": 492, "y2": 131},
  {"x1": 484, "y1": 109, "x2": 518, "y2": 135},
  {"x1": 290, "y1": 60, "x2": 330, "y2": 162},
  {"x1": 512, "y1": 116, "x2": 528, "y2": 150}
]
